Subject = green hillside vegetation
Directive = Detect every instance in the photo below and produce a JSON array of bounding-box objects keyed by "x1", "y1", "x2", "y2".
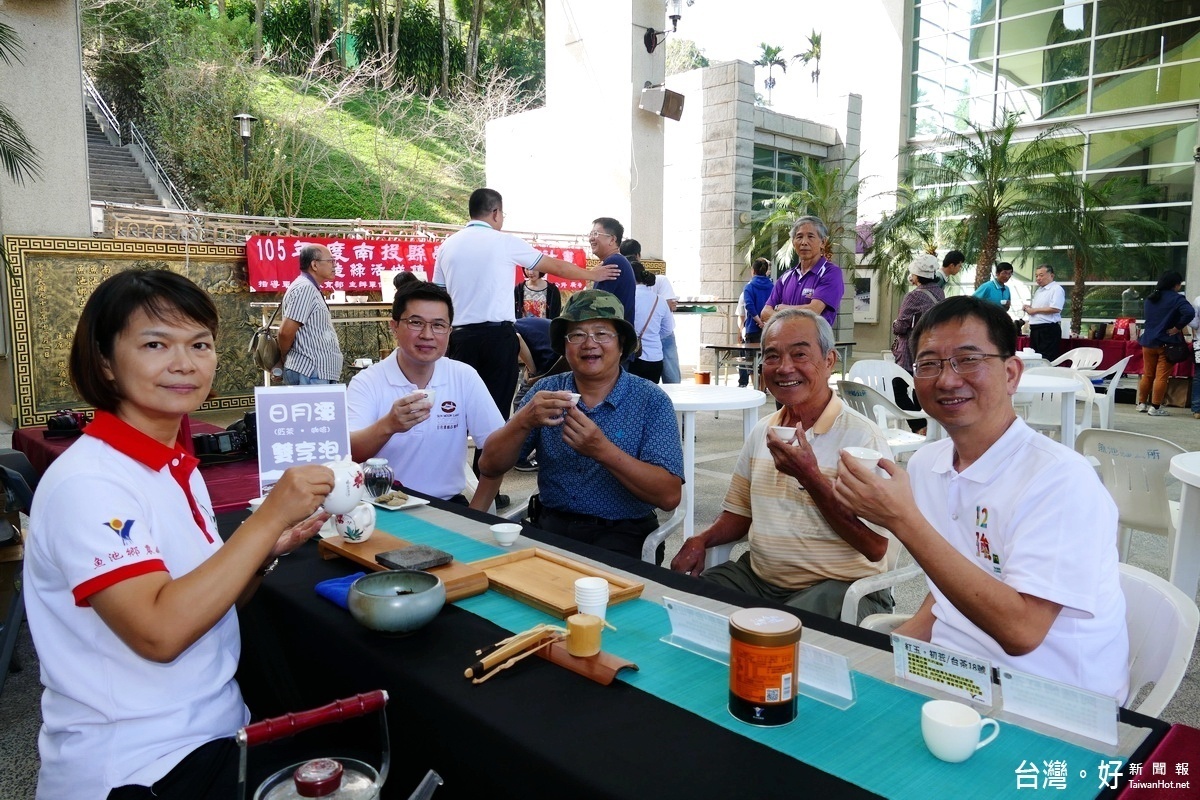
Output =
[{"x1": 253, "y1": 73, "x2": 479, "y2": 222}]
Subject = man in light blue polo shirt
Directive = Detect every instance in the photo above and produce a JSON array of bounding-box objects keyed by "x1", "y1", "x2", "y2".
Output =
[{"x1": 972, "y1": 262, "x2": 1013, "y2": 312}]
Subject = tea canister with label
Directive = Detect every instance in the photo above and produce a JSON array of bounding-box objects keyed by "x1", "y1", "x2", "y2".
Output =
[{"x1": 728, "y1": 607, "x2": 802, "y2": 726}]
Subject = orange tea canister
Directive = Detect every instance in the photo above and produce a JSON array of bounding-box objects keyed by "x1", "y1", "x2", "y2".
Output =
[{"x1": 728, "y1": 607, "x2": 802, "y2": 726}]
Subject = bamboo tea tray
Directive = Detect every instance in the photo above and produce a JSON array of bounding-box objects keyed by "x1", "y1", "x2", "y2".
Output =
[
  {"x1": 318, "y1": 532, "x2": 488, "y2": 602},
  {"x1": 467, "y1": 548, "x2": 643, "y2": 618}
]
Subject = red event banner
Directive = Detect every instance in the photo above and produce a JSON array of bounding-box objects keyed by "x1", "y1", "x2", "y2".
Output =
[{"x1": 245, "y1": 234, "x2": 590, "y2": 293}]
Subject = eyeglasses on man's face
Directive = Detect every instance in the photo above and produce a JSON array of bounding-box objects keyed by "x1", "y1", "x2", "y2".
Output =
[
  {"x1": 397, "y1": 317, "x2": 451, "y2": 335},
  {"x1": 565, "y1": 329, "x2": 617, "y2": 346},
  {"x1": 313, "y1": 257, "x2": 336, "y2": 264},
  {"x1": 912, "y1": 353, "x2": 1006, "y2": 379},
  {"x1": 587, "y1": 230, "x2": 614, "y2": 240}
]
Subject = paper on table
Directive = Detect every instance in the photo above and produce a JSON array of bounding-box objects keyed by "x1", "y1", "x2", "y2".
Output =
[{"x1": 999, "y1": 667, "x2": 1119, "y2": 746}]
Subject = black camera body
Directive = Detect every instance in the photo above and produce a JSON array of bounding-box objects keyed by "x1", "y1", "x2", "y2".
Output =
[
  {"x1": 191, "y1": 429, "x2": 247, "y2": 458},
  {"x1": 45, "y1": 409, "x2": 90, "y2": 438}
]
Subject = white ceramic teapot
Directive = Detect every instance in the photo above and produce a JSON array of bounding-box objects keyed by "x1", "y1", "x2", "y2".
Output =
[
  {"x1": 334, "y1": 501, "x2": 376, "y2": 543},
  {"x1": 322, "y1": 458, "x2": 366, "y2": 515}
]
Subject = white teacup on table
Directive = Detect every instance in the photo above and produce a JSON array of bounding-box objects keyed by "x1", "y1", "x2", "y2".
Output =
[{"x1": 921, "y1": 700, "x2": 999, "y2": 763}]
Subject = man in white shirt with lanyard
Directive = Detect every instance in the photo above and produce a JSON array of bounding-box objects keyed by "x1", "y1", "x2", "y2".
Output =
[
  {"x1": 433, "y1": 188, "x2": 619, "y2": 421},
  {"x1": 1022, "y1": 263, "x2": 1066, "y2": 362},
  {"x1": 278, "y1": 244, "x2": 343, "y2": 385}
]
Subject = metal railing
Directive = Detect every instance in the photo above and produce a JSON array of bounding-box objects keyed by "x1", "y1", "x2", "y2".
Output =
[
  {"x1": 92, "y1": 202, "x2": 589, "y2": 250},
  {"x1": 82, "y1": 72, "x2": 121, "y2": 145},
  {"x1": 128, "y1": 121, "x2": 191, "y2": 211}
]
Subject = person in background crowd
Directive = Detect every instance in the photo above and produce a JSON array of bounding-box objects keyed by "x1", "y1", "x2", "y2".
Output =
[
  {"x1": 761, "y1": 216, "x2": 843, "y2": 328},
  {"x1": 628, "y1": 261, "x2": 674, "y2": 384},
  {"x1": 1022, "y1": 264, "x2": 1065, "y2": 362},
  {"x1": 25, "y1": 269, "x2": 334, "y2": 800},
  {"x1": 279, "y1": 243, "x2": 343, "y2": 385},
  {"x1": 837, "y1": 296, "x2": 1129, "y2": 703},
  {"x1": 737, "y1": 257, "x2": 774, "y2": 388},
  {"x1": 938, "y1": 250, "x2": 965, "y2": 294},
  {"x1": 1190, "y1": 291, "x2": 1200, "y2": 420},
  {"x1": 348, "y1": 282, "x2": 505, "y2": 510},
  {"x1": 890, "y1": 252, "x2": 944, "y2": 433},
  {"x1": 480, "y1": 290, "x2": 683, "y2": 562},
  {"x1": 621, "y1": 239, "x2": 681, "y2": 383},
  {"x1": 513, "y1": 315, "x2": 557, "y2": 472},
  {"x1": 393, "y1": 270, "x2": 421, "y2": 293},
  {"x1": 671, "y1": 309, "x2": 894, "y2": 621},
  {"x1": 514, "y1": 266, "x2": 562, "y2": 320},
  {"x1": 972, "y1": 262, "x2": 1013, "y2": 312},
  {"x1": 1136, "y1": 270, "x2": 1194, "y2": 417},
  {"x1": 433, "y1": 188, "x2": 618, "y2": 423},
  {"x1": 588, "y1": 217, "x2": 637, "y2": 327}
]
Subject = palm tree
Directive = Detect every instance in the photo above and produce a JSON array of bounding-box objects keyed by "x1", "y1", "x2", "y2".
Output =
[
  {"x1": 793, "y1": 29, "x2": 822, "y2": 96},
  {"x1": 869, "y1": 112, "x2": 1081, "y2": 289},
  {"x1": 0, "y1": 21, "x2": 40, "y2": 184},
  {"x1": 742, "y1": 156, "x2": 862, "y2": 272},
  {"x1": 753, "y1": 43, "x2": 786, "y2": 106},
  {"x1": 1022, "y1": 175, "x2": 1173, "y2": 335}
]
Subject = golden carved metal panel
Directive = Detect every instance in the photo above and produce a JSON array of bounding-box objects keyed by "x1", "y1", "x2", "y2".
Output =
[{"x1": 2, "y1": 237, "x2": 259, "y2": 426}]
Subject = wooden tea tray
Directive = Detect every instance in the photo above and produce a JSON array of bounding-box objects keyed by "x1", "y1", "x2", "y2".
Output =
[
  {"x1": 467, "y1": 548, "x2": 643, "y2": 619},
  {"x1": 537, "y1": 641, "x2": 638, "y2": 686},
  {"x1": 318, "y1": 532, "x2": 488, "y2": 602}
]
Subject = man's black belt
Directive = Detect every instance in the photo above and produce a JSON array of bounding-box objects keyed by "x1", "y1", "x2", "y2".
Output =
[
  {"x1": 452, "y1": 321, "x2": 514, "y2": 331},
  {"x1": 540, "y1": 506, "x2": 657, "y2": 529}
]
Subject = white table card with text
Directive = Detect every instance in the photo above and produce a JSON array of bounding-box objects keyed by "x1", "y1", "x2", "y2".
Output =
[
  {"x1": 255, "y1": 385, "x2": 351, "y2": 495},
  {"x1": 891, "y1": 634, "x2": 994, "y2": 706}
]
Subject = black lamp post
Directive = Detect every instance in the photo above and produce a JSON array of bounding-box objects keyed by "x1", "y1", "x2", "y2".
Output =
[{"x1": 234, "y1": 113, "x2": 258, "y2": 215}]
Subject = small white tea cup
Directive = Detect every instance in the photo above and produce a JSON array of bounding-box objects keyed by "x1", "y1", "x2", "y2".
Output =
[
  {"x1": 921, "y1": 700, "x2": 999, "y2": 763},
  {"x1": 769, "y1": 425, "x2": 798, "y2": 444}
]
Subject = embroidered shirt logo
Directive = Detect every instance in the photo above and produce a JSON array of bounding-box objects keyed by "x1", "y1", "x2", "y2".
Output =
[{"x1": 105, "y1": 518, "x2": 136, "y2": 544}]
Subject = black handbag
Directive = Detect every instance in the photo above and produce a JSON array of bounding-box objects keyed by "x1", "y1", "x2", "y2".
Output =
[{"x1": 1164, "y1": 338, "x2": 1189, "y2": 364}]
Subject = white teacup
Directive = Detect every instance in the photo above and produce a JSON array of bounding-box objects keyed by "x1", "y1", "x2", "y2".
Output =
[
  {"x1": 921, "y1": 700, "x2": 999, "y2": 763},
  {"x1": 769, "y1": 425, "x2": 798, "y2": 444},
  {"x1": 565, "y1": 392, "x2": 581, "y2": 406},
  {"x1": 416, "y1": 388, "x2": 436, "y2": 409},
  {"x1": 842, "y1": 446, "x2": 884, "y2": 476},
  {"x1": 322, "y1": 459, "x2": 366, "y2": 515},
  {"x1": 334, "y1": 502, "x2": 376, "y2": 543}
]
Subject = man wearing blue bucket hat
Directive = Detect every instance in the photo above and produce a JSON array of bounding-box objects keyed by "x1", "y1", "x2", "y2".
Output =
[{"x1": 481, "y1": 290, "x2": 683, "y2": 561}]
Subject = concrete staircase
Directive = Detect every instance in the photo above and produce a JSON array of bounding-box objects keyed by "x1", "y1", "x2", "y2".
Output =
[{"x1": 85, "y1": 113, "x2": 164, "y2": 206}]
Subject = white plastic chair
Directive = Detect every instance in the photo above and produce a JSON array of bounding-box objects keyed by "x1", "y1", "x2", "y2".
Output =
[
  {"x1": 1074, "y1": 428, "x2": 1184, "y2": 568},
  {"x1": 1120, "y1": 563, "x2": 1199, "y2": 717},
  {"x1": 846, "y1": 359, "x2": 914, "y2": 408},
  {"x1": 1050, "y1": 346, "x2": 1103, "y2": 371},
  {"x1": 1018, "y1": 366, "x2": 1096, "y2": 442},
  {"x1": 699, "y1": 533, "x2": 924, "y2": 624},
  {"x1": 836, "y1": 380, "x2": 927, "y2": 456},
  {"x1": 501, "y1": 499, "x2": 684, "y2": 566},
  {"x1": 1087, "y1": 355, "x2": 1131, "y2": 431},
  {"x1": 863, "y1": 563, "x2": 1199, "y2": 715}
]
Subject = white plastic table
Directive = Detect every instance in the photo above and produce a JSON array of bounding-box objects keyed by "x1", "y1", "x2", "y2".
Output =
[
  {"x1": 660, "y1": 384, "x2": 766, "y2": 538},
  {"x1": 1015, "y1": 373, "x2": 1079, "y2": 450},
  {"x1": 1168, "y1": 451, "x2": 1200, "y2": 601}
]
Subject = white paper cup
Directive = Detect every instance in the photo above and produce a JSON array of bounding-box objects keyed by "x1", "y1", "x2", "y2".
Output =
[
  {"x1": 574, "y1": 577, "x2": 609, "y2": 620},
  {"x1": 921, "y1": 700, "x2": 999, "y2": 763},
  {"x1": 489, "y1": 523, "x2": 521, "y2": 546},
  {"x1": 576, "y1": 600, "x2": 608, "y2": 621},
  {"x1": 566, "y1": 392, "x2": 581, "y2": 406},
  {"x1": 769, "y1": 425, "x2": 798, "y2": 444},
  {"x1": 842, "y1": 446, "x2": 884, "y2": 475}
]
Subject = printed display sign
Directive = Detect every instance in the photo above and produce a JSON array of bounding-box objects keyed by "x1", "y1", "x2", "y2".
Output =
[
  {"x1": 245, "y1": 234, "x2": 588, "y2": 293},
  {"x1": 254, "y1": 385, "x2": 351, "y2": 494},
  {"x1": 891, "y1": 633, "x2": 994, "y2": 705}
]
